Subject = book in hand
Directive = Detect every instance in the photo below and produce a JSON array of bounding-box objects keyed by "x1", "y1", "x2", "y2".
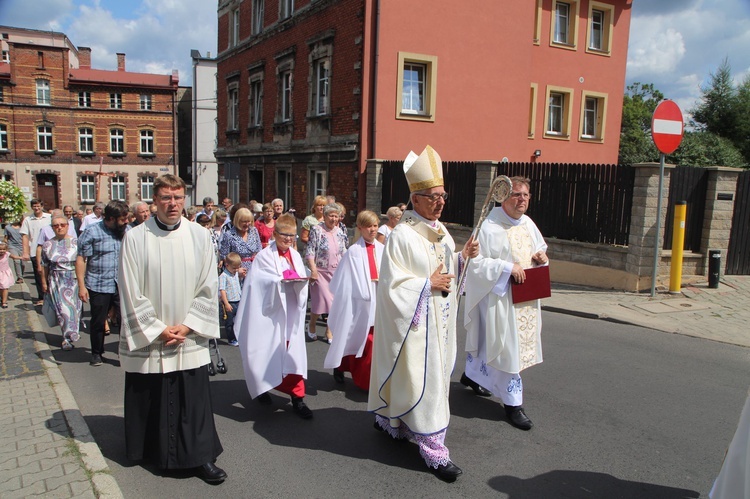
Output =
[{"x1": 511, "y1": 265, "x2": 551, "y2": 304}]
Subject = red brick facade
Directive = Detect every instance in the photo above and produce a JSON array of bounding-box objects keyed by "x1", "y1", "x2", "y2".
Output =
[{"x1": 0, "y1": 26, "x2": 178, "y2": 210}]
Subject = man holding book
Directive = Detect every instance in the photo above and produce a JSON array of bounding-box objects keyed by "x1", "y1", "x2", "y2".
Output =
[{"x1": 462, "y1": 176, "x2": 548, "y2": 431}]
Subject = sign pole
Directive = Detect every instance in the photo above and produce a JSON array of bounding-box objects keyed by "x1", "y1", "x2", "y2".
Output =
[{"x1": 650, "y1": 152, "x2": 666, "y2": 297}]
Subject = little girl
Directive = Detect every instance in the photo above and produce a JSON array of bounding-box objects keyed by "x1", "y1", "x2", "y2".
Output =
[{"x1": 0, "y1": 242, "x2": 20, "y2": 308}]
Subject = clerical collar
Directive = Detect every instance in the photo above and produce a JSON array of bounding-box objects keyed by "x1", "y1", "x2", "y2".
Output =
[{"x1": 154, "y1": 216, "x2": 181, "y2": 231}]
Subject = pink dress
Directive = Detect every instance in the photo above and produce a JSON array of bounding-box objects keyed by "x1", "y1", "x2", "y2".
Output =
[
  {"x1": 0, "y1": 253, "x2": 14, "y2": 289},
  {"x1": 306, "y1": 224, "x2": 347, "y2": 314}
]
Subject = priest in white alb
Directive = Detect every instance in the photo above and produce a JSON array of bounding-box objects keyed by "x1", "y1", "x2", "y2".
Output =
[
  {"x1": 118, "y1": 174, "x2": 226, "y2": 484},
  {"x1": 324, "y1": 210, "x2": 383, "y2": 390},
  {"x1": 463, "y1": 176, "x2": 548, "y2": 431},
  {"x1": 368, "y1": 145, "x2": 478, "y2": 482}
]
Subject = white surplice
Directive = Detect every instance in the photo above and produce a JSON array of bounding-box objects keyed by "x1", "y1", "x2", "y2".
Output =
[
  {"x1": 368, "y1": 211, "x2": 461, "y2": 435},
  {"x1": 118, "y1": 217, "x2": 220, "y2": 374},
  {"x1": 710, "y1": 387, "x2": 750, "y2": 499},
  {"x1": 324, "y1": 237, "x2": 383, "y2": 369},
  {"x1": 234, "y1": 241, "x2": 309, "y2": 398},
  {"x1": 463, "y1": 207, "x2": 547, "y2": 396}
]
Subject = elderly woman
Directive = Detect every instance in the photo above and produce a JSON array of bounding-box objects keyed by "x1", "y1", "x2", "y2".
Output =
[
  {"x1": 377, "y1": 206, "x2": 402, "y2": 245},
  {"x1": 305, "y1": 203, "x2": 348, "y2": 343},
  {"x1": 255, "y1": 203, "x2": 276, "y2": 248},
  {"x1": 218, "y1": 207, "x2": 262, "y2": 283},
  {"x1": 300, "y1": 195, "x2": 327, "y2": 244},
  {"x1": 40, "y1": 214, "x2": 82, "y2": 351}
]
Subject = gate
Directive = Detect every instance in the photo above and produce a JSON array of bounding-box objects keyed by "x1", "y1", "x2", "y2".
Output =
[
  {"x1": 663, "y1": 165, "x2": 708, "y2": 251},
  {"x1": 726, "y1": 170, "x2": 750, "y2": 275}
]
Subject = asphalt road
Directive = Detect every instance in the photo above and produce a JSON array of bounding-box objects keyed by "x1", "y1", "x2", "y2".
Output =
[{"x1": 45, "y1": 306, "x2": 750, "y2": 498}]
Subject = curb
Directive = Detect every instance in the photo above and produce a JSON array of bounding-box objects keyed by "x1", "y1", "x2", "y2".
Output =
[{"x1": 23, "y1": 285, "x2": 124, "y2": 498}]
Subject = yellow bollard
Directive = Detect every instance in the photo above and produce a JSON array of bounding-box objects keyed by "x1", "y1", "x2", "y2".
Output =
[{"x1": 669, "y1": 201, "x2": 687, "y2": 294}]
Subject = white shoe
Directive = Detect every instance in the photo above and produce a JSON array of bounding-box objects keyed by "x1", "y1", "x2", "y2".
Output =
[
  {"x1": 306, "y1": 324, "x2": 317, "y2": 342},
  {"x1": 61, "y1": 340, "x2": 73, "y2": 351}
]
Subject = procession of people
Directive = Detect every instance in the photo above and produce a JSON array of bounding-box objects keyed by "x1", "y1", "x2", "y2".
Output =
[{"x1": 3, "y1": 145, "x2": 553, "y2": 485}]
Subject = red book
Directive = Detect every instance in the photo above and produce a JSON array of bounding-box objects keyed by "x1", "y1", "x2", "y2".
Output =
[{"x1": 511, "y1": 265, "x2": 551, "y2": 304}]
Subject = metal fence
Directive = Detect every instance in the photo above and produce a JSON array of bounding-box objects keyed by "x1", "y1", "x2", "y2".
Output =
[
  {"x1": 496, "y1": 162, "x2": 635, "y2": 246},
  {"x1": 663, "y1": 165, "x2": 708, "y2": 251}
]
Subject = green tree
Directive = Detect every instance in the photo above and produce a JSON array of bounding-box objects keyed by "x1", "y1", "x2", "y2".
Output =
[
  {"x1": 690, "y1": 58, "x2": 737, "y2": 137},
  {"x1": 619, "y1": 82, "x2": 662, "y2": 164},
  {"x1": 667, "y1": 131, "x2": 745, "y2": 167}
]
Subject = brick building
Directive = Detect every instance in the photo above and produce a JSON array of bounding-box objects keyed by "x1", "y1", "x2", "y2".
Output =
[
  {"x1": 0, "y1": 26, "x2": 179, "y2": 210},
  {"x1": 215, "y1": 0, "x2": 633, "y2": 217}
]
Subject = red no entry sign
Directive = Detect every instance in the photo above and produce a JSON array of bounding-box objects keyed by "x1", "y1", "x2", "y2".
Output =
[{"x1": 651, "y1": 100, "x2": 684, "y2": 154}]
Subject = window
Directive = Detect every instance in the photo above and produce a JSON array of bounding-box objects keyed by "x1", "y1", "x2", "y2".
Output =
[
  {"x1": 37, "y1": 125, "x2": 53, "y2": 151},
  {"x1": 396, "y1": 52, "x2": 437, "y2": 121},
  {"x1": 228, "y1": 86, "x2": 239, "y2": 130},
  {"x1": 0, "y1": 124, "x2": 8, "y2": 150},
  {"x1": 110, "y1": 93, "x2": 122, "y2": 109},
  {"x1": 280, "y1": 70, "x2": 292, "y2": 122},
  {"x1": 0, "y1": 86, "x2": 4, "y2": 103},
  {"x1": 110, "y1": 128, "x2": 124, "y2": 153},
  {"x1": 252, "y1": 0, "x2": 264, "y2": 34},
  {"x1": 312, "y1": 59, "x2": 329, "y2": 116},
  {"x1": 1, "y1": 51, "x2": 8, "y2": 63},
  {"x1": 308, "y1": 168, "x2": 326, "y2": 208},
  {"x1": 249, "y1": 78, "x2": 263, "y2": 127},
  {"x1": 80, "y1": 175, "x2": 95, "y2": 203},
  {"x1": 587, "y1": 2, "x2": 614, "y2": 55},
  {"x1": 579, "y1": 91, "x2": 608, "y2": 141},
  {"x1": 528, "y1": 83, "x2": 538, "y2": 138},
  {"x1": 280, "y1": 0, "x2": 294, "y2": 20},
  {"x1": 231, "y1": 8, "x2": 240, "y2": 47},
  {"x1": 544, "y1": 86, "x2": 573, "y2": 138},
  {"x1": 78, "y1": 127, "x2": 94, "y2": 153},
  {"x1": 140, "y1": 175, "x2": 155, "y2": 201},
  {"x1": 140, "y1": 94, "x2": 152, "y2": 110},
  {"x1": 277, "y1": 168, "x2": 291, "y2": 211},
  {"x1": 111, "y1": 176, "x2": 126, "y2": 201},
  {"x1": 36, "y1": 79, "x2": 50, "y2": 105},
  {"x1": 78, "y1": 91, "x2": 91, "y2": 108},
  {"x1": 139, "y1": 130, "x2": 154, "y2": 154},
  {"x1": 551, "y1": 0, "x2": 579, "y2": 49}
]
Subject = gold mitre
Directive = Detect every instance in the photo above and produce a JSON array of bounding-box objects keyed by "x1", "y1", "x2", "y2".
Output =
[{"x1": 403, "y1": 145, "x2": 444, "y2": 192}]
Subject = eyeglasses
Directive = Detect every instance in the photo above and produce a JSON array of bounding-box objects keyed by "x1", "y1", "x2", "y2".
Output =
[
  {"x1": 51, "y1": 223, "x2": 68, "y2": 228},
  {"x1": 158, "y1": 195, "x2": 186, "y2": 202},
  {"x1": 414, "y1": 192, "x2": 449, "y2": 202},
  {"x1": 510, "y1": 192, "x2": 531, "y2": 199},
  {"x1": 274, "y1": 230, "x2": 296, "y2": 240}
]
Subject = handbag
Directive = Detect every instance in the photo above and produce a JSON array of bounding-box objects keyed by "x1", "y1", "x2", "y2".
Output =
[{"x1": 41, "y1": 293, "x2": 58, "y2": 328}]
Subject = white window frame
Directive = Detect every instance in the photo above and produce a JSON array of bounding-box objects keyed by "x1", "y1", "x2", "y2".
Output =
[
  {"x1": 281, "y1": 70, "x2": 292, "y2": 122},
  {"x1": 37, "y1": 125, "x2": 53, "y2": 151},
  {"x1": 80, "y1": 175, "x2": 96, "y2": 203},
  {"x1": 543, "y1": 85, "x2": 573, "y2": 139},
  {"x1": 586, "y1": 2, "x2": 614, "y2": 56},
  {"x1": 140, "y1": 94, "x2": 152, "y2": 110},
  {"x1": 1, "y1": 51, "x2": 9, "y2": 63},
  {"x1": 579, "y1": 91, "x2": 608, "y2": 142},
  {"x1": 551, "y1": 0, "x2": 580, "y2": 50},
  {"x1": 252, "y1": 0, "x2": 264, "y2": 35},
  {"x1": 280, "y1": 0, "x2": 294, "y2": 20},
  {"x1": 139, "y1": 130, "x2": 154, "y2": 154},
  {"x1": 111, "y1": 175, "x2": 126, "y2": 201},
  {"x1": 36, "y1": 79, "x2": 50, "y2": 105},
  {"x1": 249, "y1": 77, "x2": 263, "y2": 127},
  {"x1": 231, "y1": 7, "x2": 240, "y2": 47},
  {"x1": 313, "y1": 59, "x2": 329, "y2": 116},
  {"x1": 110, "y1": 128, "x2": 124, "y2": 153},
  {"x1": 277, "y1": 168, "x2": 292, "y2": 211},
  {"x1": 78, "y1": 91, "x2": 91, "y2": 108},
  {"x1": 0, "y1": 124, "x2": 8, "y2": 150},
  {"x1": 110, "y1": 93, "x2": 122, "y2": 109},
  {"x1": 140, "y1": 175, "x2": 155, "y2": 201},
  {"x1": 396, "y1": 52, "x2": 437, "y2": 122},
  {"x1": 228, "y1": 85, "x2": 240, "y2": 130},
  {"x1": 308, "y1": 168, "x2": 327, "y2": 208},
  {"x1": 78, "y1": 127, "x2": 94, "y2": 153}
]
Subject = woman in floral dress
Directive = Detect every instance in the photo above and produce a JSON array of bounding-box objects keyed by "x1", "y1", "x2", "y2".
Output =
[{"x1": 40, "y1": 215, "x2": 82, "y2": 350}]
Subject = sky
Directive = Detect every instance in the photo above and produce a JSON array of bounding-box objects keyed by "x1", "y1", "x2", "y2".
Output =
[{"x1": 1, "y1": 0, "x2": 749, "y2": 118}]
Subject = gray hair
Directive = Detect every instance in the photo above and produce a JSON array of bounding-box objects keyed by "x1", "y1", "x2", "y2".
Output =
[
  {"x1": 130, "y1": 201, "x2": 148, "y2": 214},
  {"x1": 202, "y1": 197, "x2": 214, "y2": 206},
  {"x1": 323, "y1": 203, "x2": 340, "y2": 216},
  {"x1": 94, "y1": 201, "x2": 105, "y2": 210}
]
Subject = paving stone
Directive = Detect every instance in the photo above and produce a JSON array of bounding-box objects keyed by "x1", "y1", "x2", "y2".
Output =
[{"x1": 20, "y1": 463, "x2": 65, "y2": 487}]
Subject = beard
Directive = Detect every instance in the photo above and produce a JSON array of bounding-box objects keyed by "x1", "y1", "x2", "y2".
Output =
[{"x1": 112, "y1": 224, "x2": 127, "y2": 239}]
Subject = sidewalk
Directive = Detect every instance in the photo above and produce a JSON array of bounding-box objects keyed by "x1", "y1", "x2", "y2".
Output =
[
  {"x1": 545, "y1": 274, "x2": 750, "y2": 348},
  {"x1": 0, "y1": 281, "x2": 122, "y2": 498}
]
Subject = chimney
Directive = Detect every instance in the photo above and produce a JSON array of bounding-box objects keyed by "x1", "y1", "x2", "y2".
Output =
[
  {"x1": 78, "y1": 46, "x2": 91, "y2": 69},
  {"x1": 116, "y1": 52, "x2": 125, "y2": 71}
]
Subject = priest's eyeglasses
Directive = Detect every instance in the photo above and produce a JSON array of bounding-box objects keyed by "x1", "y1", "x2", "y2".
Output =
[
  {"x1": 274, "y1": 230, "x2": 297, "y2": 240},
  {"x1": 414, "y1": 192, "x2": 449, "y2": 203},
  {"x1": 158, "y1": 195, "x2": 186, "y2": 202}
]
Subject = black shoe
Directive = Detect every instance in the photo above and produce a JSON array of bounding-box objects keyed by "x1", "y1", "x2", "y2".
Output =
[
  {"x1": 207, "y1": 362, "x2": 216, "y2": 376},
  {"x1": 433, "y1": 461, "x2": 463, "y2": 482},
  {"x1": 256, "y1": 392, "x2": 273, "y2": 405},
  {"x1": 291, "y1": 397, "x2": 313, "y2": 419},
  {"x1": 505, "y1": 405, "x2": 533, "y2": 430},
  {"x1": 460, "y1": 373, "x2": 492, "y2": 397},
  {"x1": 196, "y1": 462, "x2": 227, "y2": 483},
  {"x1": 90, "y1": 354, "x2": 103, "y2": 367},
  {"x1": 333, "y1": 368, "x2": 345, "y2": 384}
]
